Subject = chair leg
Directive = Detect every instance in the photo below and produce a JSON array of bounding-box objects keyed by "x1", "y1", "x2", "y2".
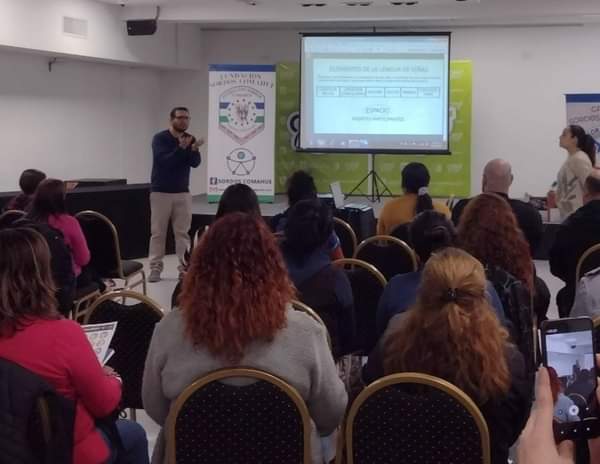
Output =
[{"x1": 141, "y1": 270, "x2": 147, "y2": 295}]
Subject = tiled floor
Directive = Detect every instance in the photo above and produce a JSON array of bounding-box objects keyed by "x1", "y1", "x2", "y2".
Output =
[{"x1": 135, "y1": 255, "x2": 563, "y2": 459}]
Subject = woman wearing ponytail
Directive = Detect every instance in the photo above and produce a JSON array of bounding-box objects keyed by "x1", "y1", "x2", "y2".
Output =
[
  {"x1": 553, "y1": 125, "x2": 596, "y2": 219},
  {"x1": 372, "y1": 248, "x2": 532, "y2": 464},
  {"x1": 377, "y1": 162, "x2": 450, "y2": 235}
]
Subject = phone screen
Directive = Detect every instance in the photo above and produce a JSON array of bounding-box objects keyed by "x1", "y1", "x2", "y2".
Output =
[{"x1": 545, "y1": 327, "x2": 597, "y2": 425}]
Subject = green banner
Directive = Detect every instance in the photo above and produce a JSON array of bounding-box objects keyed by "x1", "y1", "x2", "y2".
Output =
[
  {"x1": 275, "y1": 61, "x2": 472, "y2": 197},
  {"x1": 275, "y1": 63, "x2": 369, "y2": 193}
]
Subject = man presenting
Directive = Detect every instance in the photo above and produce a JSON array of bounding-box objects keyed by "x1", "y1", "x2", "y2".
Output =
[{"x1": 148, "y1": 107, "x2": 202, "y2": 282}]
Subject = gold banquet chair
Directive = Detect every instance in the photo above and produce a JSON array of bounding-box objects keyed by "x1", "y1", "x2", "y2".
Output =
[
  {"x1": 76, "y1": 210, "x2": 146, "y2": 294},
  {"x1": 354, "y1": 235, "x2": 418, "y2": 281},
  {"x1": 340, "y1": 373, "x2": 491, "y2": 464},
  {"x1": 166, "y1": 368, "x2": 312, "y2": 464}
]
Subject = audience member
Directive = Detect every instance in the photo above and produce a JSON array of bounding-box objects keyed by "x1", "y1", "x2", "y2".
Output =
[
  {"x1": 0, "y1": 227, "x2": 148, "y2": 464},
  {"x1": 281, "y1": 199, "x2": 355, "y2": 358},
  {"x1": 365, "y1": 248, "x2": 531, "y2": 464},
  {"x1": 458, "y1": 193, "x2": 536, "y2": 371},
  {"x1": 570, "y1": 265, "x2": 600, "y2": 318},
  {"x1": 142, "y1": 213, "x2": 347, "y2": 464},
  {"x1": 452, "y1": 159, "x2": 543, "y2": 255},
  {"x1": 377, "y1": 162, "x2": 450, "y2": 235},
  {"x1": 457, "y1": 175, "x2": 549, "y2": 322},
  {"x1": 553, "y1": 125, "x2": 596, "y2": 219},
  {"x1": 28, "y1": 178, "x2": 91, "y2": 286},
  {"x1": 375, "y1": 210, "x2": 505, "y2": 339},
  {"x1": 4, "y1": 168, "x2": 46, "y2": 212},
  {"x1": 215, "y1": 183, "x2": 261, "y2": 219},
  {"x1": 271, "y1": 170, "x2": 343, "y2": 259},
  {"x1": 550, "y1": 171, "x2": 600, "y2": 317}
]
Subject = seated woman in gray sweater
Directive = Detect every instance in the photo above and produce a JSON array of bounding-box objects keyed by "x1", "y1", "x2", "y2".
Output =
[{"x1": 142, "y1": 212, "x2": 347, "y2": 464}]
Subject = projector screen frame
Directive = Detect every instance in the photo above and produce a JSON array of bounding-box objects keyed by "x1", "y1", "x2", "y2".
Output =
[{"x1": 298, "y1": 31, "x2": 452, "y2": 155}]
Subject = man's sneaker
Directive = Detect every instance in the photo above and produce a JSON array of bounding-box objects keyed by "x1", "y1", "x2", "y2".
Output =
[{"x1": 148, "y1": 270, "x2": 161, "y2": 283}]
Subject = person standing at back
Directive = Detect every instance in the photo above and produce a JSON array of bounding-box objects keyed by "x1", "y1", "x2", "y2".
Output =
[
  {"x1": 551, "y1": 125, "x2": 596, "y2": 219},
  {"x1": 377, "y1": 162, "x2": 450, "y2": 235},
  {"x1": 149, "y1": 107, "x2": 203, "y2": 282}
]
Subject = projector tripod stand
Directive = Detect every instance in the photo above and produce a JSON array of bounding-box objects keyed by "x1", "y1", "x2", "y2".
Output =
[{"x1": 346, "y1": 156, "x2": 392, "y2": 202}]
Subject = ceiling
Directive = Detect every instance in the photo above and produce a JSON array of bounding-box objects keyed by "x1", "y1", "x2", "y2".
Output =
[{"x1": 97, "y1": 0, "x2": 600, "y2": 27}]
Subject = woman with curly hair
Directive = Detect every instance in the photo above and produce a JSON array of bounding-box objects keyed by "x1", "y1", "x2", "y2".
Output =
[
  {"x1": 381, "y1": 248, "x2": 532, "y2": 464},
  {"x1": 457, "y1": 193, "x2": 536, "y2": 373},
  {"x1": 458, "y1": 193, "x2": 533, "y2": 292},
  {"x1": 142, "y1": 213, "x2": 347, "y2": 464}
]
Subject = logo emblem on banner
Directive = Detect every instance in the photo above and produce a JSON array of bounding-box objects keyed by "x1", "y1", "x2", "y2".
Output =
[
  {"x1": 219, "y1": 86, "x2": 266, "y2": 144},
  {"x1": 286, "y1": 111, "x2": 300, "y2": 151},
  {"x1": 226, "y1": 148, "x2": 256, "y2": 176}
]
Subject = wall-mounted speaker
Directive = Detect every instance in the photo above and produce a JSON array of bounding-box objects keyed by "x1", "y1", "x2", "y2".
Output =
[{"x1": 126, "y1": 19, "x2": 157, "y2": 36}]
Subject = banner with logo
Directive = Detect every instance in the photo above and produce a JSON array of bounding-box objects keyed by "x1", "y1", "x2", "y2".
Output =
[
  {"x1": 207, "y1": 64, "x2": 276, "y2": 202},
  {"x1": 566, "y1": 94, "x2": 600, "y2": 147},
  {"x1": 275, "y1": 61, "x2": 472, "y2": 197}
]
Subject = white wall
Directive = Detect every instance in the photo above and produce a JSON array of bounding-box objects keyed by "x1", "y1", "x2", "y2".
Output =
[
  {"x1": 0, "y1": 48, "x2": 161, "y2": 191},
  {"x1": 159, "y1": 24, "x2": 600, "y2": 197},
  {"x1": 0, "y1": 0, "x2": 203, "y2": 69}
]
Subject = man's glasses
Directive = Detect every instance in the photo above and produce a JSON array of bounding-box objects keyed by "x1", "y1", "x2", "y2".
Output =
[{"x1": 173, "y1": 116, "x2": 190, "y2": 120}]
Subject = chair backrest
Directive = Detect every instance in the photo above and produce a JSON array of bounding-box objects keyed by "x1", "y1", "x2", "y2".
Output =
[
  {"x1": 355, "y1": 235, "x2": 418, "y2": 281},
  {"x1": 333, "y1": 258, "x2": 386, "y2": 353},
  {"x1": 76, "y1": 210, "x2": 122, "y2": 277},
  {"x1": 345, "y1": 373, "x2": 491, "y2": 464},
  {"x1": 389, "y1": 223, "x2": 411, "y2": 244},
  {"x1": 166, "y1": 368, "x2": 312, "y2": 464},
  {"x1": 0, "y1": 209, "x2": 26, "y2": 227},
  {"x1": 84, "y1": 290, "x2": 164, "y2": 409},
  {"x1": 0, "y1": 357, "x2": 75, "y2": 464},
  {"x1": 576, "y1": 243, "x2": 600, "y2": 285},
  {"x1": 333, "y1": 217, "x2": 358, "y2": 258},
  {"x1": 291, "y1": 299, "x2": 333, "y2": 351}
]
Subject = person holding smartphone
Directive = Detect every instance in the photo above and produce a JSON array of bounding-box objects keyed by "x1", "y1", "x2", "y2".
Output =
[
  {"x1": 518, "y1": 357, "x2": 600, "y2": 464},
  {"x1": 540, "y1": 317, "x2": 600, "y2": 444}
]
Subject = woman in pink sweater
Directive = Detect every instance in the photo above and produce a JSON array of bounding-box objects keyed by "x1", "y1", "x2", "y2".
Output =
[
  {"x1": 29, "y1": 178, "x2": 91, "y2": 278},
  {"x1": 0, "y1": 227, "x2": 148, "y2": 463}
]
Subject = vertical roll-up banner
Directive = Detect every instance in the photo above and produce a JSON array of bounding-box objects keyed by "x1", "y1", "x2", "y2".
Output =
[
  {"x1": 566, "y1": 94, "x2": 600, "y2": 148},
  {"x1": 207, "y1": 64, "x2": 276, "y2": 202}
]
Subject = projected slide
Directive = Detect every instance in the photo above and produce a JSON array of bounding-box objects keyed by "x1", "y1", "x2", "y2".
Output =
[{"x1": 300, "y1": 34, "x2": 450, "y2": 153}]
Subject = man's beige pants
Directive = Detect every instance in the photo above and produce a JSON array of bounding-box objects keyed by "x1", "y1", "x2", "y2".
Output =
[{"x1": 149, "y1": 192, "x2": 192, "y2": 272}]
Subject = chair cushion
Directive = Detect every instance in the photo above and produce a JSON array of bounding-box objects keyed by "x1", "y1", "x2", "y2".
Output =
[{"x1": 106, "y1": 260, "x2": 143, "y2": 279}]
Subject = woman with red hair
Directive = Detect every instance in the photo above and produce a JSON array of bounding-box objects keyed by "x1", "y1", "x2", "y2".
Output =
[
  {"x1": 142, "y1": 213, "x2": 347, "y2": 464},
  {"x1": 457, "y1": 193, "x2": 536, "y2": 374}
]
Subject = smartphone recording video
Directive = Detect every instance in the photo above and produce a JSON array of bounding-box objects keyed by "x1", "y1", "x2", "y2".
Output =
[{"x1": 542, "y1": 318, "x2": 600, "y2": 441}]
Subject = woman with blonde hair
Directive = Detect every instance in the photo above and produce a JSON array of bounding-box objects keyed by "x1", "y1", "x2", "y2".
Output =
[{"x1": 368, "y1": 248, "x2": 532, "y2": 464}]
